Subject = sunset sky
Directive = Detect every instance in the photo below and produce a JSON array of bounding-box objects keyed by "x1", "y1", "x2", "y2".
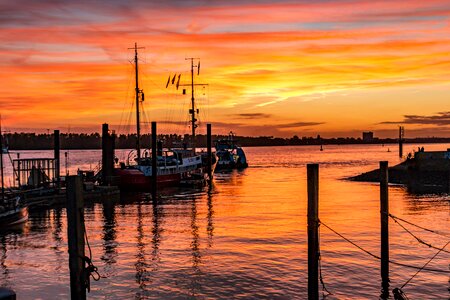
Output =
[{"x1": 0, "y1": 0, "x2": 449, "y2": 137}]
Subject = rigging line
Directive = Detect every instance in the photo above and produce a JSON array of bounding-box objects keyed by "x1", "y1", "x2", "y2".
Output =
[
  {"x1": 388, "y1": 213, "x2": 450, "y2": 238},
  {"x1": 401, "y1": 240, "x2": 450, "y2": 289},
  {"x1": 320, "y1": 220, "x2": 450, "y2": 274},
  {"x1": 390, "y1": 215, "x2": 450, "y2": 254}
]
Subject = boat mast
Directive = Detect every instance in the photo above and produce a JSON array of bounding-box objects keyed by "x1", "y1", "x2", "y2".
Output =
[
  {"x1": 129, "y1": 43, "x2": 145, "y2": 161},
  {"x1": 186, "y1": 58, "x2": 200, "y2": 154}
]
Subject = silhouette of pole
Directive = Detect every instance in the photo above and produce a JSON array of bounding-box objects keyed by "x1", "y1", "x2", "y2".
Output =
[
  {"x1": 207, "y1": 123, "x2": 212, "y2": 187},
  {"x1": 151, "y1": 122, "x2": 157, "y2": 201},
  {"x1": 101, "y1": 124, "x2": 115, "y2": 185},
  {"x1": 307, "y1": 164, "x2": 319, "y2": 300},
  {"x1": 67, "y1": 175, "x2": 86, "y2": 300},
  {"x1": 54, "y1": 130, "x2": 60, "y2": 189},
  {"x1": 380, "y1": 161, "x2": 390, "y2": 298},
  {"x1": 398, "y1": 127, "x2": 403, "y2": 158}
]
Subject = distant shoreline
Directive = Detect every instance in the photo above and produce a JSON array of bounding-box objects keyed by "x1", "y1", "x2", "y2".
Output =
[{"x1": 2, "y1": 132, "x2": 449, "y2": 150}]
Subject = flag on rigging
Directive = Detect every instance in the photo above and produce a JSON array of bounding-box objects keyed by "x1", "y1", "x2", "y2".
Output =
[{"x1": 166, "y1": 76, "x2": 170, "y2": 88}]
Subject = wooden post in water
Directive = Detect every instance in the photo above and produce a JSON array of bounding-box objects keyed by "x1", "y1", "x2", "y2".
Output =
[
  {"x1": 398, "y1": 126, "x2": 404, "y2": 158},
  {"x1": 380, "y1": 161, "x2": 390, "y2": 297},
  {"x1": 54, "y1": 130, "x2": 60, "y2": 189},
  {"x1": 207, "y1": 123, "x2": 212, "y2": 187},
  {"x1": 151, "y1": 122, "x2": 157, "y2": 201},
  {"x1": 102, "y1": 124, "x2": 115, "y2": 186},
  {"x1": 307, "y1": 164, "x2": 319, "y2": 300},
  {"x1": 66, "y1": 175, "x2": 86, "y2": 300}
]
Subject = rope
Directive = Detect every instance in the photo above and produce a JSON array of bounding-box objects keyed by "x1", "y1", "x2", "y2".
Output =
[
  {"x1": 318, "y1": 223, "x2": 333, "y2": 296},
  {"x1": 400, "y1": 240, "x2": 450, "y2": 289},
  {"x1": 319, "y1": 220, "x2": 450, "y2": 274},
  {"x1": 389, "y1": 215, "x2": 450, "y2": 254},
  {"x1": 82, "y1": 226, "x2": 101, "y2": 292},
  {"x1": 389, "y1": 213, "x2": 450, "y2": 238}
]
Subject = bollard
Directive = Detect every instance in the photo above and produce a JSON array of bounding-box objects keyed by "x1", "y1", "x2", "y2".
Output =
[
  {"x1": 380, "y1": 161, "x2": 389, "y2": 298},
  {"x1": 151, "y1": 122, "x2": 157, "y2": 201},
  {"x1": 307, "y1": 164, "x2": 319, "y2": 300},
  {"x1": 67, "y1": 176, "x2": 87, "y2": 300}
]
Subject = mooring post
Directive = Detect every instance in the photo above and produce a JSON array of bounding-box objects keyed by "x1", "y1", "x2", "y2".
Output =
[
  {"x1": 307, "y1": 164, "x2": 319, "y2": 300},
  {"x1": 380, "y1": 161, "x2": 389, "y2": 297},
  {"x1": 67, "y1": 175, "x2": 87, "y2": 300},
  {"x1": 102, "y1": 124, "x2": 115, "y2": 186},
  {"x1": 151, "y1": 122, "x2": 157, "y2": 201},
  {"x1": 207, "y1": 123, "x2": 212, "y2": 186},
  {"x1": 54, "y1": 130, "x2": 60, "y2": 189},
  {"x1": 398, "y1": 126, "x2": 403, "y2": 158}
]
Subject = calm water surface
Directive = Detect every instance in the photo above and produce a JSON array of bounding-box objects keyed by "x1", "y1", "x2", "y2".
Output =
[{"x1": 0, "y1": 144, "x2": 449, "y2": 299}]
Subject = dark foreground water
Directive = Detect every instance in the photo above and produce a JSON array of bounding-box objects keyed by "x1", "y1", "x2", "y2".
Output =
[{"x1": 0, "y1": 144, "x2": 449, "y2": 299}]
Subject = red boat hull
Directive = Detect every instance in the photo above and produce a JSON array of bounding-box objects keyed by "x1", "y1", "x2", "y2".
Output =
[{"x1": 114, "y1": 168, "x2": 183, "y2": 191}]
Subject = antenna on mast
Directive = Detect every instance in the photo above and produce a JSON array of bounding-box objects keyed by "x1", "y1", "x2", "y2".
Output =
[{"x1": 127, "y1": 42, "x2": 145, "y2": 160}]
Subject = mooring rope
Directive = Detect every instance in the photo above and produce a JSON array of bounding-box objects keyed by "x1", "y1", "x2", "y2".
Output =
[
  {"x1": 400, "y1": 240, "x2": 450, "y2": 289},
  {"x1": 389, "y1": 215, "x2": 450, "y2": 254},
  {"x1": 317, "y1": 223, "x2": 333, "y2": 296},
  {"x1": 319, "y1": 220, "x2": 450, "y2": 274},
  {"x1": 388, "y1": 213, "x2": 450, "y2": 238}
]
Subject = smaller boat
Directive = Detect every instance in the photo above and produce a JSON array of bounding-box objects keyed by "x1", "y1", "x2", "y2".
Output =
[
  {"x1": 215, "y1": 132, "x2": 248, "y2": 171},
  {"x1": 0, "y1": 196, "x2": 28, "y2": 226}
]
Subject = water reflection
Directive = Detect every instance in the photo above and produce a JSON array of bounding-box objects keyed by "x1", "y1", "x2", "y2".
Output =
[
  {"x1": 135, "y1": 202, "x2": 149, "y2": 296},
  {"x1": 101, "y1": 200, "x2": 117, "y2": 276},
  {"x1": 150, "y1": 201, "x2": 162, "y2": 274},
  {"x1": 189, "y1": 197, "x2": 201, "y2": 297},
  {"x1": 206, "y1": 190, "x2": 214, "y2": 248}
]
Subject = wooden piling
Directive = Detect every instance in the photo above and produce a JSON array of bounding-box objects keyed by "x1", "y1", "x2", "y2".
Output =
[
  {"x1": 307, "y1": 164, "x2": 319, "y2": 300},
  {"x1": 380, "y1": 161, "x2": 389, "y2": 297},
  {"x1": 66, "y1": 175, "x2": 87, "y2": 300},
  {"x1": 54, "y1": 130, "x2": 60, "y2": 188},
  {"x1": 151, "y1": 122, "x2": 157, "y2": 201},
  {"x1": 207, "y1": 123, "x2": 212, "y2": 186},
  {"x1": 398, "y1": 126, "x2": 403, "y2": 158},
  {"x1": 101, "y1": 124, "x2": 115, "y2": 185}
]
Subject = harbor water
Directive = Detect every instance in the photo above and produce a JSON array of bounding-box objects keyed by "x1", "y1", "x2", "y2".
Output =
[{"x1": 0, "y1": 144, "x2": 449, "y2": 299}]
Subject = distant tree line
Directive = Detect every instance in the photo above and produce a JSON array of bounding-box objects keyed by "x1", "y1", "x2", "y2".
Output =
[{"x1": 2, "y1": 132, "x2": 450, "y2": 150}]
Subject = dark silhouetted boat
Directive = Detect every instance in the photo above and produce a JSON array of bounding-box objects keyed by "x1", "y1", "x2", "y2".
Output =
[{"x1": 215, "y1": 132, "x2": 248, "y2": 171}]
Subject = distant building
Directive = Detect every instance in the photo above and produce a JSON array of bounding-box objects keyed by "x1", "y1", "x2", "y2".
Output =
[{"x1": 362, "y1": 131, "x2": 374, "y2": 142}]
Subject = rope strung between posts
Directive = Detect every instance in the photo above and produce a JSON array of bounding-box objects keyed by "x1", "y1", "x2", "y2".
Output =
[
  {"x1": 389, "y1": 214, "x2": 450, "y2": 254},
  {"x1": 388, "y1": 213, "x2": 450, "y2": 238},
  {"x1": 319, "y1": 220, "x2": 450, "y2": 274},
  {"x1": 82, "y1": 226, "x2": 101, "y2": 292},
  {"x1": 400, "y1": 240, "x2": 450, "y2": 290},
  {"x1": 317, "y1": 222, "x2": 333, "y2": 297}
]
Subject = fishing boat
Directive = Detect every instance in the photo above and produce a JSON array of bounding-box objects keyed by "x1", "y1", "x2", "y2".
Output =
[
  {"x1": 114, "y1": 44, "x2": 215, "y2": 191},
  {"x1": 215, "y1": 132, "x2": 248, "y2": 171}
]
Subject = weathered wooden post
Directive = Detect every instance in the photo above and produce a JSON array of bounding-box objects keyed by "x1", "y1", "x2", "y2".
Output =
[
  {"x1": 151, "y1": 122, "x2": 157, "y2": 201},
  {"x1": 380, "y1": 161, "x2": 389, "y2": 298},
  {"x1": 307, "y1": 164, "x2": 319, "y2": 300},
  {"x1": 207, "y1": 123, "x2": 212, "y2": 186},
  {"x1": 67, "y1": 175, "x2": 87, "y2": 300},
  {"x1": 398, "y1": 126, "x2": 404, "y2": 158},
  {"x1": 54, "y1": 130, "x2": 60, "y2": 189},
  {"x1": 101, "y1": 124, "x2": 115, "y2": 186}
]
